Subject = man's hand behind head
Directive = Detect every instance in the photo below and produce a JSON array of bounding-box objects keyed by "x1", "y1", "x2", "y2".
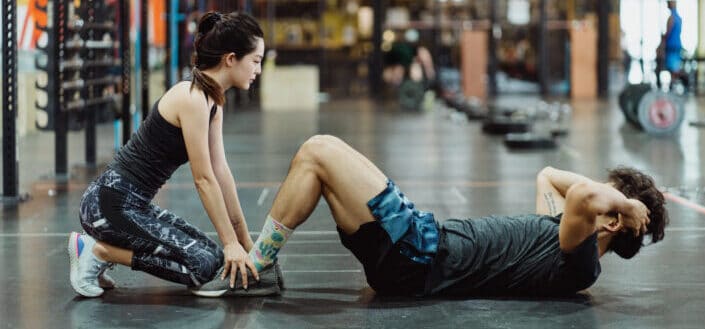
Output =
[{"x1": 618, "y1": 199, "x2": 650, "y2": 237}]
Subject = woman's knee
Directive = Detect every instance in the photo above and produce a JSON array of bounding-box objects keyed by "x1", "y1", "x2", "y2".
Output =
[{"x1": 189, "y1": 248, "x2": 224, "y2": 283}]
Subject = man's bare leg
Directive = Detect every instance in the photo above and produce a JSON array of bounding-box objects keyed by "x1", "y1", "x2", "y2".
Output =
[
  {"x1": 249, "y1": 135, "x2": 390, "y2": 270},
  {"x1": 270, "y1": 135, "x2": 388, "y2": 233}
]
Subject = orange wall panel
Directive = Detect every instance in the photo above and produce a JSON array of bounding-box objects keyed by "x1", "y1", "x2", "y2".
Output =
[
  {"x1": 151, "y1": 0, "x2": 166, "y2": 47},
  {"x1": 570, "y1": 23, "x2": 597, "y2": 99},
  {"x1": 461, "y1": 31, "x2": 488, "y2": 100}
]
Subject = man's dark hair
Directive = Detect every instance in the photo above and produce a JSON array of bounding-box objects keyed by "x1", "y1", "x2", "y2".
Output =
[{"x1": 607, "y1": 167, "x2": 669, "y2": 259}]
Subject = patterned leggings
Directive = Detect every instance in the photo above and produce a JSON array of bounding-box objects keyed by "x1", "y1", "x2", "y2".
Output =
[{"x1": 79, "y1": 169, "x2": 223, "y2": 286}]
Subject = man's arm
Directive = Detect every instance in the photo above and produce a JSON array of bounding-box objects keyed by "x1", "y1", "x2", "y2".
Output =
[
  {"x1": 666, "y1": 16, "x2": 674, "y2": 38},
  {"x1": 535, "y1": 167, "x2": 594, "y2": 216},
  {"x1": 559, "y1": 182, "x2": 649, "y2": 253}
]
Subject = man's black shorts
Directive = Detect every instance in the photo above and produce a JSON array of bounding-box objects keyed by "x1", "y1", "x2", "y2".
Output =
[{"x1": 338, "y1": 221, "x2": 429, "y2": 296}]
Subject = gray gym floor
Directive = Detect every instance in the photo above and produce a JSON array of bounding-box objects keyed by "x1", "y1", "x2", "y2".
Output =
[{"x1": 2, "y1": 97, "x2": 704, "y2": 329}]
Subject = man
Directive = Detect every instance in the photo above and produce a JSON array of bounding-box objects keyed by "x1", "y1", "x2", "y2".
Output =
[
  {"x1": 657, "y1": 0, "x2": 683, "y2": 90},
  {"x1": 200, "y1": 135, "x2": 668, "y2": 297}
]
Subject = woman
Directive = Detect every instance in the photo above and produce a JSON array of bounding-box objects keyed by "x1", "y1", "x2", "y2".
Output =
[{"x1": 68, "y1": 11, "x2": 264, "y2": 297}]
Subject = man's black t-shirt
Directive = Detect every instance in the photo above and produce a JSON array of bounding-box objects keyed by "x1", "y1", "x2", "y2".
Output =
[{"x1": 427, "y1": 214, "x2": 601, "y2": 296}]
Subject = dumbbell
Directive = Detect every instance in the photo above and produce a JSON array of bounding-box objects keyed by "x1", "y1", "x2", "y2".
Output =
[
  {"x1": 399, "y1": 80, "x2": 425, "y2": 111},
  {"x1": 481, "y1": 105, "x2": 532, "y2": 135},
  {"x1": 488, "y1": 102, "x2": 571, "y2": 150},
  {"x1": 442, "y1": 93, "x2": 487, "y2": 120}
]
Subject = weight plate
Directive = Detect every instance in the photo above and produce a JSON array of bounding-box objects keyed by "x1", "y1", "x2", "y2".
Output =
[
  {"x1": 504, "y1": 133, "x2": 557, "y2": 150},
  {"x1": 482, "y1": 117, "x2": 532, "y2": 135},
  {"x1": 637, "y1": 91, "x2": 685, "y2": 136},
  {"x1": 619, "y1": 84, "x2": 651, "y2": 128}
]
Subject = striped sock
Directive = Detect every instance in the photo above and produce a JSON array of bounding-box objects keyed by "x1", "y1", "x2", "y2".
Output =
[{"x1": 249, "y1": 215, "x2": 293, "y2": 271}]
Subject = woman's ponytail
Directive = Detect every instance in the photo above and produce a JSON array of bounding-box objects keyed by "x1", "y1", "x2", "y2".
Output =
[
  {"x1": 191, "y1": 67, "x2": 224, "y2": 105},
  {"x1": 190, "y1": 12, "x2": 224, "y2": 105}
]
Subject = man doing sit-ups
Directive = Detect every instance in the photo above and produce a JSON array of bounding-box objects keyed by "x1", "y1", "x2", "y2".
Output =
[{"x1": 199, "y1": 135, "x2": 668, "y2": 297}]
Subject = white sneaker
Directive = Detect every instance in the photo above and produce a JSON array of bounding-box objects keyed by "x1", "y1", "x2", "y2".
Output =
[
  {"x1": 98, "y1": 266, "x2": 117, "y2": 289},
  {"x1": 68, "y1": 232, "x2": 111, "y2": 297},
  {"x1": 78, "y1": 232, "x2": 116, "y2": 289}
]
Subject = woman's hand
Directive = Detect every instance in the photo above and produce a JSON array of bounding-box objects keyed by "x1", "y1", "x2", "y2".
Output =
[{"x1": 222, "y1": 242, "x2": 259, "y2": 289}]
